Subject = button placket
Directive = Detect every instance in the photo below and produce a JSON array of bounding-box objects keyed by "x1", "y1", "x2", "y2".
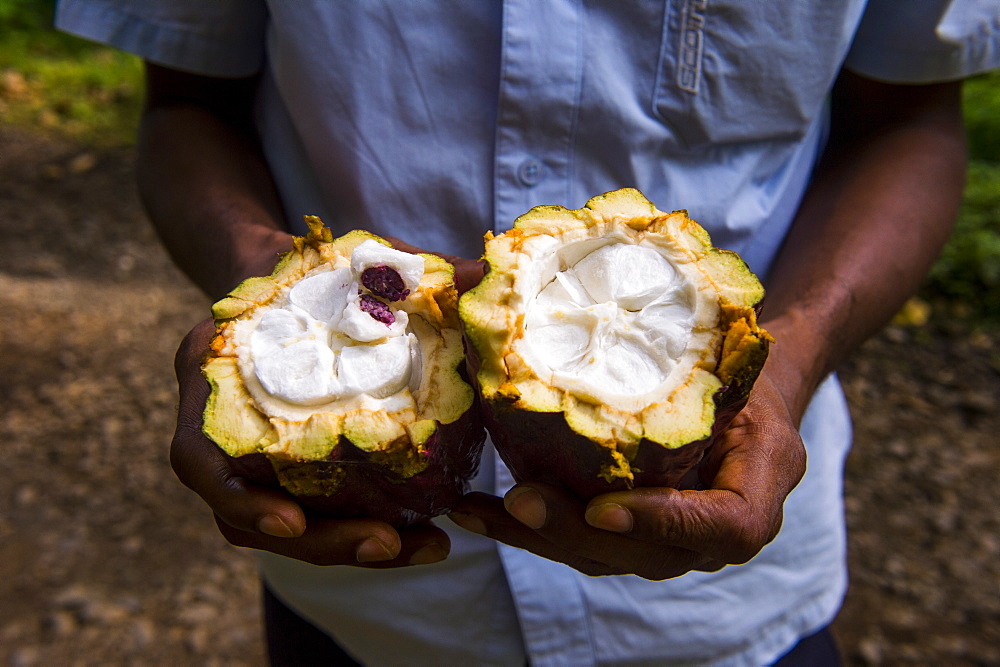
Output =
[
  {"x1": 493, "y1": 0, "x2": 583, "y2": 234},
  {"x1": 492, "y1": 4, "x2": 595, "y2": 663}
]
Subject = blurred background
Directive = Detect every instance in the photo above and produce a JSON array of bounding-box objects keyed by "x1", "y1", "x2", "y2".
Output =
[{"x1": 1, "y1": 2, "x2": 997, "y2": 664}]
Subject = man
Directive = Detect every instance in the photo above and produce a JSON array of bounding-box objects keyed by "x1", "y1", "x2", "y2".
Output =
[{"x1": 57, "y1": 1, "x2": 998, "y2": 664}]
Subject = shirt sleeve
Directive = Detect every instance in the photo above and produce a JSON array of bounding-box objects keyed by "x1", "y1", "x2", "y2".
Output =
[
  {"x1": 54, "y1": 0, "x2": 267, "y2": 78},
  {"x1": 844, "y1": 0, "x2": 1000, "y2": 83}
]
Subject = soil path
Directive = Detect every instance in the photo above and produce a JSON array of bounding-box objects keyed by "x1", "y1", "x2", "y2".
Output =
[{"x1": 1, "y1": 128, "x2": 997, "y2": 665}]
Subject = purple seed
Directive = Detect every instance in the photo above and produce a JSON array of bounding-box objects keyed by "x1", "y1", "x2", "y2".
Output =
[
  {"x1": 359, "y1": 293, "x2": 395, "y2": 325},
  {"x1": 361, "y1": 265, "x2": 410, "y2": 302}
]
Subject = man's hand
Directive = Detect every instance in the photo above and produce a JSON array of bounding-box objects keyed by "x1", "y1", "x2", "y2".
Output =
[
  {"x1": 140, "y1": 61, "x2": 472, "y2": 567},
  {"x1": 169, "y1": 319, "x2": 452, "y2": 567},
  {"x1": 447, "y1": 368, "x2": 806, "y2": 580}
]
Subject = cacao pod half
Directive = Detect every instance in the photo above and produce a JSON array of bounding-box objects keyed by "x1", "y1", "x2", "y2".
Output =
[
  {"x1": 459, "y1": 188, "x2": 772, "y2": 499},
  {"x1": 202, "y1": 218, "x2": 485, "y2": 525}
]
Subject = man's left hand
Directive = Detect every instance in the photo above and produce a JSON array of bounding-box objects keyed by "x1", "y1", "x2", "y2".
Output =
[{"x1": 447, "y1": 370, "x2": 806, "y2": 580}]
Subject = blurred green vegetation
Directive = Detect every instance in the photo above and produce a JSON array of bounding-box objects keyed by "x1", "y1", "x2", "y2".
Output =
[
  {"x1": 922, "y1": 71, "x2": 1000, "y2": 326},
  {"x1": 0, "y1": 0, "x2": 143, "y2": 147},
  {"x1": 1, "y1": 1, "x2": 998, "y2": 324}
]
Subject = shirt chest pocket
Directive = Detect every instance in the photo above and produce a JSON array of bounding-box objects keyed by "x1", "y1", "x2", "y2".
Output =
[{"x1": 652, "y1": 0, "x2": 861, "y2": 148}]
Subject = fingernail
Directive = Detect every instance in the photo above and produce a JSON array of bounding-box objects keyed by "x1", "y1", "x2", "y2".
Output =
[
  {"x1": 504, "y1": 487, "x2": 546, "y2": 529},
  {"x1": 409, "y1": 543, "x2": 448, "y2": 566},
  {"x1": 356, "y1": 537, "x2": 396, "y2": 563},
  {"x1": 258, "y1": 514, "x2": 297, "y2": 538},
  {"x1": 448, "y1": 511, "x2": 487, "y2": 535},
  {"x1": 585, "y1": 503, "x2": 633, "y2": 533}
]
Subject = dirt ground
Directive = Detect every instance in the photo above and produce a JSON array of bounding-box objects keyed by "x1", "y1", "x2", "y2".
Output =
[{"x1": 1, "y1": 126, "x2": 997, "y2": 666}]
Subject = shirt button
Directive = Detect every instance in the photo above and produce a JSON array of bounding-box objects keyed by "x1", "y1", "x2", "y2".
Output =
[{"x1": 518, "y1": 158, "x2": 544, "y2": 187}]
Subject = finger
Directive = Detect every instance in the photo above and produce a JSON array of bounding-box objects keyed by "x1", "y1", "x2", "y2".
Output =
[
  {"x1": 218, "y1": 515, "x2": 451, "y2": 568},
  {"x1": 448, "y1": 258, "x2": 487, "y2": 295},
  {"x1": 513, "y1": 485, "x2": 712, "y2": 580},
  {"x1": 171, "y1": 429, "x2": 308, "y2": 537},
  {"x1": 171, "y1": 320, "x2": 308, "y2": 537},
  {"x1": 584, "y1": 487, "x2": 769, "y2": 565},
  {"x1": 583, "y1": 380, "x2": 806, "y2": 565},
  {"x1": 585, "y1": 421, "x2": 798, "y2": 565},
  {"x1": 449, "y1": 492, "x2": 623, "y2": 576},
  {"x1": 451, "y1": 489, "x2": 708, "y2": 580}
]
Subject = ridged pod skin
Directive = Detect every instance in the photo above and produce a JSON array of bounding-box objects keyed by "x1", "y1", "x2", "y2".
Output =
[
  {"x1": 460, "y1": 189, "x2": 772, "y2": 499},
  {"x1": 202, "y1": 218, "x2": 486, "y2": 525}
]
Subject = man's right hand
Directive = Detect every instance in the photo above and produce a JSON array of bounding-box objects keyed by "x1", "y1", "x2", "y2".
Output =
[{"x1": 169, "y1": 319, "x2": 453, "y2": 567}]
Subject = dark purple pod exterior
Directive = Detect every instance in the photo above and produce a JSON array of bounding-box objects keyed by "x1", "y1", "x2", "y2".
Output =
[
  {"x1": 483, "y1": 396, "x2": 741, "y2": 500},
  {"x1": 230, "y1": 407, "x2": 486, "y2": 526}
]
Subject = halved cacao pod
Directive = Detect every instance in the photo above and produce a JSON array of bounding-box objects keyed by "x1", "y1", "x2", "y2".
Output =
[
  {"x1": 459, "y1": 189, "x2": 772, "y2": 499},
  {"x1": 202, "y1": 218, "x2": 485, "y2": 525}
]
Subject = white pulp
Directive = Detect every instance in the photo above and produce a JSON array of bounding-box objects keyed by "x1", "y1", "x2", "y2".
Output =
[
  {"x1": 245, "y1": 241, "x2": 425, "y2": 409},
  {"x1": 520, "y1": 242, "x2": 695, "y2": 399}
]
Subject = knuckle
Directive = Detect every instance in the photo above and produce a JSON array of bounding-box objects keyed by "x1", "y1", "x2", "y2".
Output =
[{"x1": 647, "y1": 497, "x2": 710, "y2": 545}]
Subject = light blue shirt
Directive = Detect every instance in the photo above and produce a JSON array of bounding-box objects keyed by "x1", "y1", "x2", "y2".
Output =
[{"x1": 57, "y1": 1, "x2": 1000, "y2": 664}]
